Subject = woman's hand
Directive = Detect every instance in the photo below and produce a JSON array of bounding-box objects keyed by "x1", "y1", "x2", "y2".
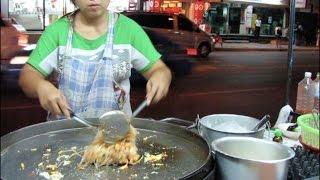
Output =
[
  {"x1": 37, "y1": 81, "x2": 71, "y2": 119},
  {"x1": 19, "y1": 64, "x2": 71, "y2": 119},
  {"x1": 143, "y1": 60, "x2": 172, "y2": 105}
]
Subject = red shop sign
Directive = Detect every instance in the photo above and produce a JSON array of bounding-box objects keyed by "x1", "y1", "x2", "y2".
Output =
[
  {"x1": 194, "y1": 1, "x2": 204, "y2": 25},
  {"x1": 150, "y1": 0, "x2": 161, "y2": 11},
  {"x1": 164, "y1": 7, "x2": 182, "y2": 13}
]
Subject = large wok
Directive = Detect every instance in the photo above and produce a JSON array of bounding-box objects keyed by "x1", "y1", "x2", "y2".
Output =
[{"x1": 1, "y1": 118, "x2": 213, "y2": 180}]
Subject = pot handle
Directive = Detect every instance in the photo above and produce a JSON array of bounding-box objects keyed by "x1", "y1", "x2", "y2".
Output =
[
  {"x1": 186, "y1": 114, "x2": 200, "y2": 130},
  {"x1": 157, "y1": 115, "x2": 201, "y2": 130},
  {"x1": 159, "y1": 117, "x2": 199, "y2": 133},
  {"x1": 186, "y1": 114, "x2": 201, "y2": 135}
]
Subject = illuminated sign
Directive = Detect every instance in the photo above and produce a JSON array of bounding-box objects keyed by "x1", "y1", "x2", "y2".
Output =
[
  {"x1": 224, "y1": 0, "x2": 288, "y2": 6},
  {"x1": 107, "y1": 0, "x2": 130, "y2": 12},
  {"x1": 295, "y1": 0, "x2": 306, "y2": 8},
  {"x1": 194, "y1": 0, "x2": 205, "y2": 25}
]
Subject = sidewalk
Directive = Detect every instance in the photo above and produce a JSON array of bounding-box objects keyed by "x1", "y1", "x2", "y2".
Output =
[{"x1": 215, "y1": 42, "x2": 319, "y2": 51}]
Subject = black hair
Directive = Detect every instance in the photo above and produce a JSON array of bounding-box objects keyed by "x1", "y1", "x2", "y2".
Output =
[
  {"x1": 60, "y1": 0, "x2": 78, "y2": 19},
  {"x1": 61, "y1": 9, "x2": 79, "y2": 19}
]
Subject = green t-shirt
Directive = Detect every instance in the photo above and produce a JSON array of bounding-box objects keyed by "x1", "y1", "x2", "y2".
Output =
[{"x1": 27, "y1": 14, "x2": 161, "y2": 77}]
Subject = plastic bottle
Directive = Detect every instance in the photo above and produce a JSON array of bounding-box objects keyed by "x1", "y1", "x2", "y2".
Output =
[
  {"x1": 273, "y1": 129, "x2": 283, "y2": 143},
  {"x1": 296, "y1": 72, "x2": 314, "y2": 114},
  {"x1": 313, "y1": 72, "x2": 319, "y2": 111}
]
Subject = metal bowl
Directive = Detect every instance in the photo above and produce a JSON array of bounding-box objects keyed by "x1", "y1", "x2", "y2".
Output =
[
  {"x1": 198, "y1": 114, "x2": 266, "y2": 149},
  {"x1": 212, "y1": 137, "x2": 295, "y2": 180}
]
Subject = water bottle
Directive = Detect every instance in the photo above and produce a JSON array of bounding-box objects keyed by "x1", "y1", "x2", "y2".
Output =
[
  {"x1": 296, "y1": 72, "x2": 314, "y2": 114},
  {"x1": 313, "y1": 72, "x2": 319, "y2": 111}
]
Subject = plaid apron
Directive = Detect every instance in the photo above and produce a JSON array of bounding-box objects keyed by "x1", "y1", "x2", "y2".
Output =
[{"x1": 55, "y1": 12, "x2": 123, "y2": 119}]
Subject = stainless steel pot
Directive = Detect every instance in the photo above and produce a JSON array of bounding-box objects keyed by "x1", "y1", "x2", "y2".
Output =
[
  {"x1": 198, "y1": 114, "x2": 266, "y2": 149},
  {"x1": 212, "y1": 137, "x2": 295, "y2": 180}
]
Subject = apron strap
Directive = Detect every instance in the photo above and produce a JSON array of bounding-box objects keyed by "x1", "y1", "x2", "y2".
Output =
[
  {"x1": 103, "y1": 12, "x2": 119, "y2": 59},
  {"x1": 57, "y1": 12, "x2": 75, "y2": 74}
]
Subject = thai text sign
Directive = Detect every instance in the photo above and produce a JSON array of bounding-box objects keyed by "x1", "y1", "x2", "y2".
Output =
[{"x1": 194, "y1": 0, "x2": 204, "y2": 25}]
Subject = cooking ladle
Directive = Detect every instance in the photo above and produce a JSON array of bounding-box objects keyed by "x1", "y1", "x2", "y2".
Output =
[
  {"x1": 69, "y1": 109, "x2": 129, "y2": 143},
  {"x1": 70, "y1": 110, "x2": 125, "y2": 143},
  {"x1": 251, "y1": 115, "x2": 271, "y2": 131},
  {"x1": 67, "y1": 100, "x2": 147, "y2": 143},
  {"x1": 99, "y1": 99, "x2": 148, "y2": 142}
]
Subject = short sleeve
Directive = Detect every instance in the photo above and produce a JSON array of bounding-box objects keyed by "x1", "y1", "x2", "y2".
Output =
[
  {"x1": 27, "y1": 21, "x2": 62, "y2": 77},
  {"x1": 130, "y1": 20, "x2": 161, "y2": 73}
]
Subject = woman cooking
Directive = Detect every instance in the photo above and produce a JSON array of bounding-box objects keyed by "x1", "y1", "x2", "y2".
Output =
[{"x1": 18, "y1": 0, "x2": 172, "y2": 120}]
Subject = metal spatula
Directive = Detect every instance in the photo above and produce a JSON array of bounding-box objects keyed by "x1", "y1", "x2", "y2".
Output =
[{"x1": 99, "y1": 99, "x2": 148, "y2": 143}]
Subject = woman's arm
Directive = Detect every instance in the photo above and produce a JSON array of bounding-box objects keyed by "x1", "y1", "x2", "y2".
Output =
[
  {"x1": 19, "y1": 64, "x2": 71, "y2": 118},
  {"x1": 142, "y1": 60, "x2": 172, "y2": 105}
]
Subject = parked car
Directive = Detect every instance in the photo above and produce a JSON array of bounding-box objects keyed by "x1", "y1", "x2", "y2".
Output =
[{"x1": 122, "y1": 11, "x2": 215, "y2": 58}]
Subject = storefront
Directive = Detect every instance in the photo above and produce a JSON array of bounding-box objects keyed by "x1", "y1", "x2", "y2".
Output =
[
  {"x1": 143, "y1": 0, "x2": 211, "y2": 25},
  {"x1": 206, "y1": 0, "x2": 289, "y2": 35},
  {"x1": 4, "y1": 0, "x2": 318, "y2": 42},
  {"x1": 3, "y1": 0, "x2": 76, "y2": 30},
  {"x1": 144, "y1": 0, "x2": 183, "y2": 13},
  {"x1": 3, "y1": 0, "x2": 137, "y2": 31},
  {"x1": 295, "y1": 0, "x2": 319, "y2": 45}
]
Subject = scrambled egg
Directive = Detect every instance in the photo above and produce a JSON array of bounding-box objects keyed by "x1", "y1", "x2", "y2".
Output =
[{"x1": 144, "y1": 152, "x2": 168, "y2": 163}]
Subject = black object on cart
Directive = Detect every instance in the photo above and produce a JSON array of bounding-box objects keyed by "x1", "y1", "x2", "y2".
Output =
[{"x1": 288, "y1": 146, "x2": 320, "y2": 180}]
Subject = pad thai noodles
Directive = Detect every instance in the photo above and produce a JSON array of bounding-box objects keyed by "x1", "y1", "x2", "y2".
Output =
[{"x1": 79, "y1": 125, "x2": 140, "y2": 169}]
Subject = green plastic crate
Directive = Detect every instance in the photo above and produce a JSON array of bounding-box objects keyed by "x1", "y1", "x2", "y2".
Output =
[{"x1": 297, "y1": 114, "x2": 320, "y2": 150}]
